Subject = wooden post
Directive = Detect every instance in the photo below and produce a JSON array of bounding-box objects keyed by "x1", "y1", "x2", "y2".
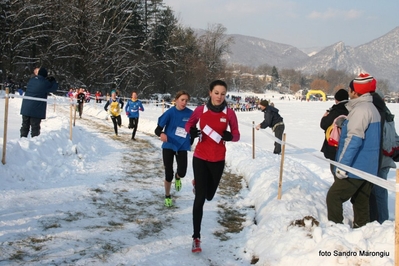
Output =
[
  {"x1": 69, "y1": 104, "x2": 73, "y2": 140},
  {"x1": 252, "y1": 121, "x2": 255, "y2": 159},
  {"x1": 277, "y1": 133, "x2": 286, "y2": 199},
  {"x1": 395, "y1": 169, "x2": 399, "y2": 266},
  {"x1": 2, "y1": 88, "x2": 9, "y2": 165},
  {"x1": 73, "y1": 104, "x2": 77, "y2": 126}
]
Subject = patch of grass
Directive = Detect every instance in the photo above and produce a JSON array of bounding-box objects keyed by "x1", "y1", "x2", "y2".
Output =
[
  {"x1": 217, "y1": 204, "x2": 246, "y2": 235},
  {"x1": 43, "y1": 223, "x2": 61, "y2": 230},
  {"x1": 30, "y1": 236, "x2": 52, "y2": 243},
  {"x1": 108, "y1": 221, "x2": 124, "y2": 227},
  {"x1": 92, "y1": 188, "x2": 105, "y2": 193},
  {"x1": 213, "y1": 168, "x2": 247, "y2": 241},
  {"x1": 251, "y1": 255, "x2": 259, "y2": 264},
  {"x1": 9, "y1": 250, "x2": 25, "y2": 260},
  {"x1": 63, "y1": 211, "x2": 86, "y2": 222}
]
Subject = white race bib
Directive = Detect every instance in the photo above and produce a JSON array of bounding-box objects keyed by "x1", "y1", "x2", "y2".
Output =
[
  {"x1": 203, "y1": 125, "x2": 222, "y2": 143},
  {"x1": 175, "y1": 127, "x2": 187, "y2": 138}
]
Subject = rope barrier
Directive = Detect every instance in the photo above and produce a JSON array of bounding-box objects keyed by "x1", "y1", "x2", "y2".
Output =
[
  {"x1": 259, "y1": 129, "x2": 396, "y2": 192},
  {"x1": 6, "y1": 93, "x2": 76, "y2": 105},
  {"x1": 4, "y1": 93, "x2": 395, "y2": 192}
]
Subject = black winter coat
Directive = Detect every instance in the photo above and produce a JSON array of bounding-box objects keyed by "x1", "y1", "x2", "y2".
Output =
[
  {"x1": 260, "y1": 105, "x2": 283, "y2": 129},
  {"x1": 20, "y1": 75, "x2": 58, "y2": 119},
  {"x1": 320, "y1": 100, "x2": 348, "y2": 160}
]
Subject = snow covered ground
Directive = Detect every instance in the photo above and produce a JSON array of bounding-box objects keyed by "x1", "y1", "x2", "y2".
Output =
[{"x1": 0, "y1": 90, "x2": 398, "y2": 266}]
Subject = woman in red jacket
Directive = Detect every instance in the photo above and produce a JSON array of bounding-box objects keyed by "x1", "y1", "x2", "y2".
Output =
[{"x1": 185, "y1": 80, "x2": 240, "y2": 253}]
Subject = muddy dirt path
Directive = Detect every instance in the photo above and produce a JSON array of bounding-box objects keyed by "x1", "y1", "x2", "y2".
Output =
[{"x1": 1, "y1": 114, "x2": 250, "y2": 265}]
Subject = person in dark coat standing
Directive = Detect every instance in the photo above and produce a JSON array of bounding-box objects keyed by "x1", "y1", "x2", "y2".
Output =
[
  {"x1": 369, "y1": 92, "x2": 396, "y2": 224},
  {"x1": 320, "y1": 89, "x2": 349, "y2": 179},
  {"x1": 255, "y1": 100, "x2": 284, "y2": 154},
  {"x1": 76, "y1": 88, "x2": 86, "y2": 118},
  {"x1": 20, "y1": 67, "x2": 58, "y2": 138}
]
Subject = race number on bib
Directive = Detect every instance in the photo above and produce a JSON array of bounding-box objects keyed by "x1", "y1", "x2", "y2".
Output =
[{"x1": 175, "y1": 127, "x2": 187, "y2": 138}]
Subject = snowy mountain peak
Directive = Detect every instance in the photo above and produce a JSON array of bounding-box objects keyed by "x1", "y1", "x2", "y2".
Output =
[{"x1": 223, "y1": 26, "x2": 399, "y2": 88}]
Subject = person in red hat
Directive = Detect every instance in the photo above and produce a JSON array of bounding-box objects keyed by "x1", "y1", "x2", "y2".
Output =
[{"x1": 326, "y1": 72, "x2": 381, "y2": 228}]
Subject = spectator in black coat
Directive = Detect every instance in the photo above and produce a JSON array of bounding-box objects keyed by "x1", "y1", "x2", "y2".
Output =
[
  {"x1": 255, "y1": 100, "x2": 285, "y2": 154},
  {"x1": 20, "y1": 67, "x2": 58, "y2": 137},
  {"x1": 320, "y1": 89, "x2": 349, "y2": 178}
]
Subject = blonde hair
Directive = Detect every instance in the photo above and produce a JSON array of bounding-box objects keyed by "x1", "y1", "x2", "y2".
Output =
[{"x1": 175, "y1": 90, "x2": 190, "y2": 101}]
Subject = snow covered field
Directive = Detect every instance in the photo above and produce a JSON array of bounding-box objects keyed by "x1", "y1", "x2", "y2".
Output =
[{"x1": 0, "y1": 90, "x2": 398, "y2": 266}]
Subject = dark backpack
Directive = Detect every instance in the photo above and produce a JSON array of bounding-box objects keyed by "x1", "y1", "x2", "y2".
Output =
[{"x1": 382, "y1": 107, "x2": 399, "y2": 162}]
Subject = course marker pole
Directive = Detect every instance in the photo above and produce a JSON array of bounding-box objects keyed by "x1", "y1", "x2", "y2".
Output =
[
  {"x1": 395, "y1": 169, "x2": 399, "y2": 266},
  {"x1": 69, "y1": 104, "x2": 73, "y2": 140},
  {"x1": 2, "y1": 88, "x2": 9, "y2": 165},
  {"x1": 252, "y1": 121, "x2": 255, "y2": 159},
  {"x1": 277, "y1": 133, "x2": 286, "y2": 199}
]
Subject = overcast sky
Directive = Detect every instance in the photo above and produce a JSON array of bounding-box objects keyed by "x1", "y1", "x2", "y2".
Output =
[{"x1": 162, "y1": 0, "x2": 398, "y2": 49}]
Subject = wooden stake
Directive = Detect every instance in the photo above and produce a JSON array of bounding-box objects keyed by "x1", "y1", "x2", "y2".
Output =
[
  {"x1": 1, "y1": 88, "x2": 9, "y2": 165},
  {"x1": 277, "y1": 133, "x2": 286, "y2": 199},
  {"x1": 73, "y1": 104, "x2": 77, "y2": 126},
  {"x1": 395, "y1": 169, "x2": 399, "y2": 266},
  {"x1": 252, "y1": 121, "x2": 255, "y2": 159},
  {"x1": 69, "y1": 104, "x2": 73, "y2": 140}
]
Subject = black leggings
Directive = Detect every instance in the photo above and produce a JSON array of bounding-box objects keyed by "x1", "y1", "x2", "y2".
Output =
[
  {"x1": 162, "y1": 149, "x2": 188, "y2": 182},
  {"x1": 129, "y1": 117, "x2": 139, "y2": 138},
  {"x1": 111, "y1": 115, "x2": 121, "y2": 135},
  {"x1": 192, "y1": 157, "x2": 225, "y2": 239},
  {"x1": 78, "y1": 102, "x2": 84, "y2": 117}
]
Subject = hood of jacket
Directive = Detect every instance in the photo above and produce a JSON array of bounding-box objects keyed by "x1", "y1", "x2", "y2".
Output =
[
  {"x1": 345, "y1": 93, "x2": 373, "y2": 112},
  {"x1": 263, "y1": 105, "x2": 279, "y2": 114}
]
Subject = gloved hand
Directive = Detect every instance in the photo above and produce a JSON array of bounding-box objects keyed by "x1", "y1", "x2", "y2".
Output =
[
  {"x1": 335, "y1": 168, "x2": 348, "y2": 179},
  {"x1": 46, "y1": 76, "x2": 55, "y2": 82},
  {"x1": 222, "y1": 130, "x2": 233, "y2": 141},
  {"x1": 190, "y1": 127, "x2": 201, "y2": 138}
]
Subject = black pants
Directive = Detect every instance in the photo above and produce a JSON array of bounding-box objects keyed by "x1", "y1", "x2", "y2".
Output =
[
  {"x1": 192, "y1": 157, "x2": 225, "y2": 239},
  {"x1": 20, "y1": 115, "x2": 42, "y2": 138},
  {"x1": 162, "y1": 149, "x2": 187, "y2": 182},
  {"x1": 78, "y1": 102, "x2": 84, "y2": 117},
  {"x1": 129, "y1": 117, "x2": 139, "y2": 139},
  {"x1": 111, "y1": 115, "x2": 121, "y2": 135},
  {"x1": 273, "y1": 124, "x2": 285, "y2": 154},
  {"x1": 326, "y1": 177, "x2": 372, "y2": 228}
]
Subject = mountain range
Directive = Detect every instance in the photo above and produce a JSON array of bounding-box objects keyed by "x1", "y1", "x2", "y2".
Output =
[{"x1": 221, "y1": 27, "x2": 399, "y2": 89}]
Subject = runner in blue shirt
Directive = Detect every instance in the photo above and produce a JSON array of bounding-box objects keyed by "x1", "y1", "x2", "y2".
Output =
[
  {"x1": 154, "y1": 91, "x2": 193, "y2": 207},
  {"x1": 125, "y1": 91, "x2": 144, "y2": 140}
]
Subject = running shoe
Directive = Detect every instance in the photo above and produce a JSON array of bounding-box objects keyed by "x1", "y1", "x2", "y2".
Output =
[
  {"x1": 192, "y1": 238, "x2": 202, "y2": 253},
  {"x1": 164, "y1": 197, "x2": 173, "y2": 207},
  {"x1": 175, "y1": 176, "x2": 182, "y2": 192}
]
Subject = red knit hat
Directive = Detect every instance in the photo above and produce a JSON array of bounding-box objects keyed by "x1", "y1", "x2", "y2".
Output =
[{"x1": 350, "y1": 73, "x2": 377, "y2": 95}]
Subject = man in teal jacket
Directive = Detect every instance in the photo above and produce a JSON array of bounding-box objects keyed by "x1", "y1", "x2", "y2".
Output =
[{"x1": 326, "y1": 73, "x2": 381, "y2": 228}]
